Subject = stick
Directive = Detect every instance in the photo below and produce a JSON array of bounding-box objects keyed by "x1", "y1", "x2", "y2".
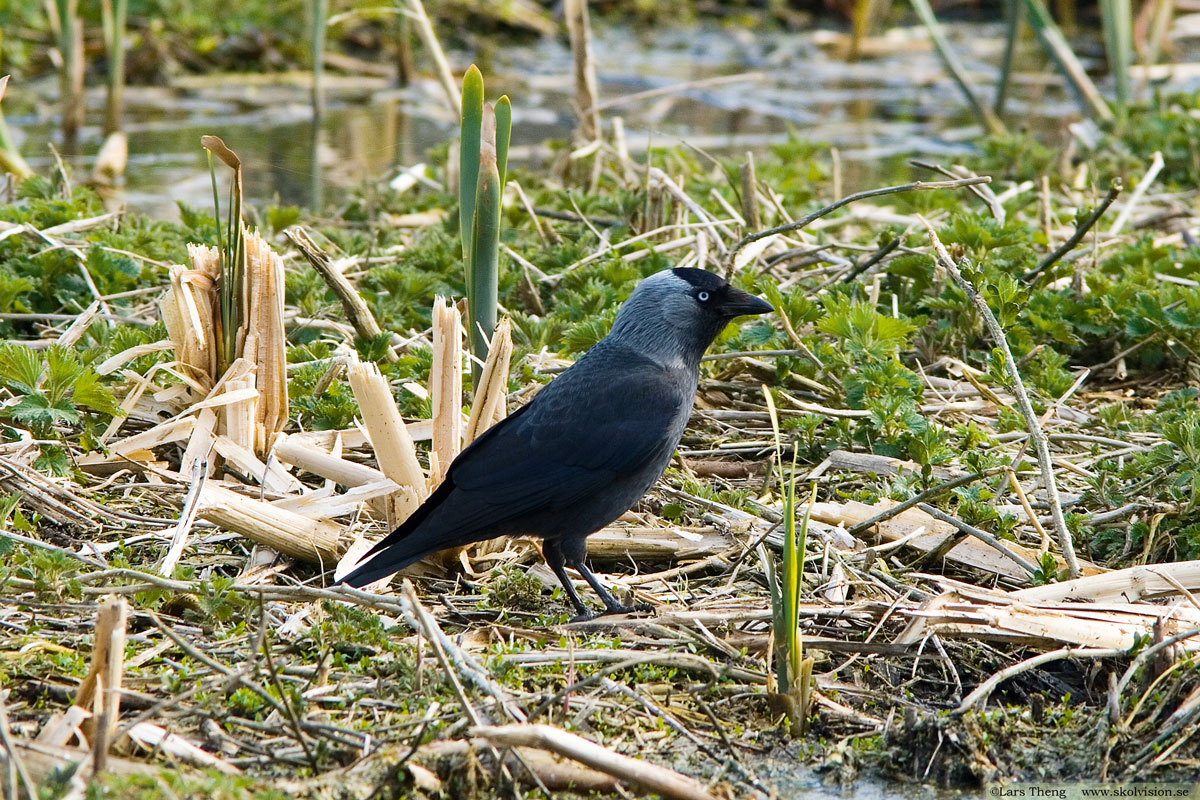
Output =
[
  {"x1": 1108, "y1": 151, "x2": 1163, "y2": 235},
  {"x1": 916, "y1": 503, "x2": 1040, "y2": 576},
  {"x1": 1023, "y1": 178, "x2": 1122, "y2": 282},
  {"x1": 725, "y1": 177, "x2": 990, "y2": 266},
  {"x1": 285, "y1": 226, "x2": 397, "y2": 362},
  {"x1": 469, "y1": 724, "x2": 721, "y2": 800},
  {"x1": 919, "y1": 217, "x2": 1081, "y2": 578},
  {"x1": 847, "y1": 470, "x2": 994, "y2": 536}
]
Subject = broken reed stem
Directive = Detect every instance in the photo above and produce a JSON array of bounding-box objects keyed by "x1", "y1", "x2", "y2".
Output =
[
  {"x1": 194, "y1": 483, "x2": 344, "y2": 564},
  {"x1": 430, "y1": 297, "x2": 463, "y2": 487},
  {"x1": 564, "y1": 0, "x2": 601, "y2": 142},
  {"x1": 241, "y1": 231, "x2": 288, "y2": 455},
  {"x1": 346, "y1": 356, "x2": 427, "y2": 520},
  {"x1": 74, "y1": 596, "x2": 128, "y2": 751},
  {"x1": 1023, "y1": 178, "x2": 1122, "y2": 281},
  {"x1": 285, "y1": 226, "x2": 398, "y2": 362},
  {"x1": 465, "y1": 318, "x2": 513, "y2": 444},
  {"x1": 725, "y1": 176, "x2": 991, "y2": 267},
  {"x1": 919, "y1": 216, "x2": 1081, "y2": 578}
]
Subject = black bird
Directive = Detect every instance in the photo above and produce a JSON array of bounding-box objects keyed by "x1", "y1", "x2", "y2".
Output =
[{"x1": 338, "y1": 267, "x2": 773, "y2": 620}]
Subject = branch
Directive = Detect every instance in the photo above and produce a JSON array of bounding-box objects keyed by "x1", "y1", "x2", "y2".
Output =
[
  {"x1": 919, "y1": 216, "x2": 1081, "y2": 578},
  {"x1": 1022, "y1": 178, "x2": 1122, "y2": 282},
  {"x1": 725, "y1": 176, "x2": 991, "y2": 268}
]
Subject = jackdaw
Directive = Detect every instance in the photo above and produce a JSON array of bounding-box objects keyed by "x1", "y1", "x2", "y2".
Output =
[{"x1": 338, "y1": 267, "x2": 773, "y2": 620}]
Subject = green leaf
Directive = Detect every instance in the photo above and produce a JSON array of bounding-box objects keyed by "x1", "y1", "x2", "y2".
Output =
[
  {"x1": 72, "y1": 370, "x2": 124, "y2": 418},
  {"x1": 0, "y1": 344, "x2": 44, "y2": 395},
  {"x1": 460, "y1": 64, "x2": 485, "y2": 264},
  {"x1": 43, "y1": 346, "x2": 85, "y2": 406},
  {"x1": 494, "y1": 94, "x2": 512, "y2": 188},
  {"x1": 8, "y1": 393, "x2": 79, "y2": 428}
]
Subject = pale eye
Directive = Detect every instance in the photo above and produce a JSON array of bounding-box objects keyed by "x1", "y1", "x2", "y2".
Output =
[{"x1": 697, "y1": 291, "x2": 710, "y2": 302}]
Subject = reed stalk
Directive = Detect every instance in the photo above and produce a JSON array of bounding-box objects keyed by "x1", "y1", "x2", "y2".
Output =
[
  {"x1": 201, "y1": 135, "x2": 246, "y2": 374},
  {"x1": 1021, "y1": 0, "x2": 1114, "y2": 120},
  {"x1": 762, "y1": 387, "x2": 815, "y2": 735},
  {"x1": 311, "y1": 0, "x2": 327, "y2": 120},
  {"x1": 52, "y1": 0, "x2": 84, "y2": 148},
  {"x1": 994, "y1": 0, "x2": 1024, "y2": 115},
  {"x1": 101, "y1": 0, "x2": 128, "y2": 134},
  {"x1": 459, "y1": 68, "x2": 511, "y2": 385},
  {"x1": 908, "y1": 0, "x2": 1006, "y2": 135},
  {"x1": 1099, "y1": 0, "x2": 1133, "y2": 107}
]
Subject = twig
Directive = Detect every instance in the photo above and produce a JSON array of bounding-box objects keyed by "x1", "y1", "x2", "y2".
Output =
[
  {"x1": 256, "y1": 595, "x2": 319, "y2": 771},
  {"x1": 1109, "y1": 152, "x2": 1163, "y2": 235},
  {"x1": 725, "y1": 177, "x2": 990, "y2": 267},
  {"x1": 470, "y1": 723, "x2": 721, "y2": 800},
  {"x1": 285, "y1": 226, "x2": 397, "y2": 363},
  {"x1": 1023, "y1": 179, "x2": 1122, "y2": 282},
  {"x1": 847, "y1": 470, "x2": 996, "y2": 537},
  {"x1": 919, "y1": 216, "x2": 1081, "y2": 578},
  {"x1": 916, "y1": 503, "x2": 1041, "y2": 576}
]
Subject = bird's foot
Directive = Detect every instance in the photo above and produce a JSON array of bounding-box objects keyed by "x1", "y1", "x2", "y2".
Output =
[
  {"x1": 568, "y1": 608, "x2": 600, "y2": 623},
  {"x1": 600, "y1": 601, "x2": 655, "y2": 616}
]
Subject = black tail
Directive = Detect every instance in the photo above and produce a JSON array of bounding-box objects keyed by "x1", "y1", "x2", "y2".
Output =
[{"x1": 335, "y1": 478, "x2": 456, "y2": 588}]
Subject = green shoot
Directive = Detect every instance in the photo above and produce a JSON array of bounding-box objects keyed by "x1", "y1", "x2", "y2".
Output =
[
  {"x1": 201, "y1": 135, "x2": 245, "y2": 374},
  {"x1": 763, "y1": 385, "x2": 815, "y2": 735},
  {"x1": 458, "y1": 67, "x2": 512, "y2": 384}
]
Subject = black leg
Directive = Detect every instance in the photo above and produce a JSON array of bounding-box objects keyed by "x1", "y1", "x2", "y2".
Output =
[
  {"x1": 568, "y1": 557, "x2": 653, "y2": 617},
  {"x1": 543, "y1": 538, "x2": 597, "y2": 621}
]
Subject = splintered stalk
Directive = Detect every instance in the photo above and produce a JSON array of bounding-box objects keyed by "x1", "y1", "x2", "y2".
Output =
[
  {"x1": 101, "y1": 0, "x2": 127, "y2": 134},
  {"x1": 1099, "y1": 0, "x2": 1133, "y2": 106}
]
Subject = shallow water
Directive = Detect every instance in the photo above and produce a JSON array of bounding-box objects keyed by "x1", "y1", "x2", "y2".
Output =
[{"x1": 1, "y1": 19, "x2": 1117, "y2": 220}]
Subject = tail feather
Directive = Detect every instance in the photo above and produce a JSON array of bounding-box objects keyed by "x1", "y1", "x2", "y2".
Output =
[{"x1": 336, "y1": 478, "x2": 457, "y2": 588}]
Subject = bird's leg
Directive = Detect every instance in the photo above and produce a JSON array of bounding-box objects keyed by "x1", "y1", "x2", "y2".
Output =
[
  {"x1": 543, "y1": 539, "x2": 597, "y2": 622},
  {"x1": 567, "y1": 556, "x2": 653, "y2": 617}
]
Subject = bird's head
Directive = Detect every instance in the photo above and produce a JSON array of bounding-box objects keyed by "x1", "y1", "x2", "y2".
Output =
[{"x1": 608, "y1": 267, "x2": 773, "y2": 366}]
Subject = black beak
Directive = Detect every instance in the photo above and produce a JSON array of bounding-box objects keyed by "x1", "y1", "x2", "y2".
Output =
[{"x1": 719, "y1": 286, "x2": 774, "y2": 318}]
